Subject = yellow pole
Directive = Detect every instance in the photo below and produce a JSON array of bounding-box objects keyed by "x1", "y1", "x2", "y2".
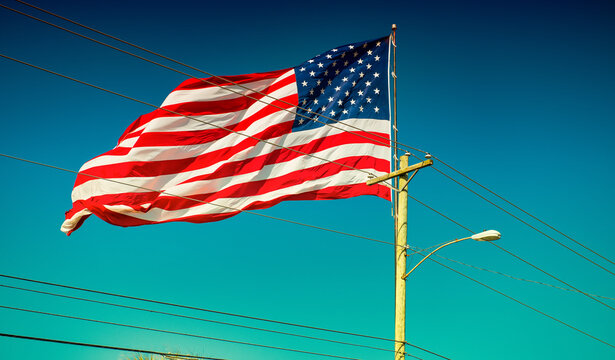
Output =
[{"x1": 394, "y1": 154, "x2": 408, "y2": 360}]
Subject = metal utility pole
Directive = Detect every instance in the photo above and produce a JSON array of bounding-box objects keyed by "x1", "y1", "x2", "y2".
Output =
[{"x1": 367, "y1": 156, "x2": 432, "y2": 359}]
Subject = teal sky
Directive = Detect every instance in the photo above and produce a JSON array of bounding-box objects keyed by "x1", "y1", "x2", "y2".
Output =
[{"x1": 0, "y1": 0, "x2": 614, "y2": 359}]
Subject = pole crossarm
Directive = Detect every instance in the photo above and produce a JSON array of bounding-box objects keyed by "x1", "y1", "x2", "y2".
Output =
[{"x1": 366, "y1": 160, "x2": 433, "y2": 186}]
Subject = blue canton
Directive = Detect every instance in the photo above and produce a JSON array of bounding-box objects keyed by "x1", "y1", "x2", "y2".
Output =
[{"x1": 293, "y1": 37, "x2": 389, "y2": 131}]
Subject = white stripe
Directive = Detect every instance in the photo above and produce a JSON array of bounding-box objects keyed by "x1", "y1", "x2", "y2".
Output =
[
  {"x1": 79, "y1": 117, "x2": 388, "y2": 171},
  {"x1": 160, "y1": 70, "x2": 294, "y2": 107},
  {"x1": 70, "y1": 141, "x2": 390, "y2": 200},
  {"x1": 104, "y1": 169, "x2": 379, "y2": 222}
]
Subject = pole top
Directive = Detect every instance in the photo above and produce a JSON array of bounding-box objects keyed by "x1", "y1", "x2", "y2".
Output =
[{"x1": 392, "y1": 24, "x2": 397, "y2": 31}]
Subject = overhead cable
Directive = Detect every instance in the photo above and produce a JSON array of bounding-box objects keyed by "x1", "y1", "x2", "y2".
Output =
[
  {"x1": 431, "y1": 154, "x2": 614, "y2": 266},
  {"x1": 0, "y1": 304, "x2": 363, "y2": 360},
  {"x1": 423, "y1": 158, "x2": 615, "y2": 277},
  {"x1": 0, "y1": 331, "x2": 225, "y2": 360},
  {"x1": 0, "y1": 273, "x2": 446, "y2": 359},
  {"x1": 0, "y1": 283, "x2": 398, "y2": 355},
  {"x1": 0, "y1": 2, "x2": 419, "y2": 159},
  {"x1": 0, "y1": 152, "x2": 396, "y2": 247},
  {"x1": 406, "y1": 193, "x2": 615, "y2": 311}
]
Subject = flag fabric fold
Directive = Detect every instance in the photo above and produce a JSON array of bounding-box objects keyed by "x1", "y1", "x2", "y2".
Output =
[{"x1": 62, "y1": 36, "x2": 392, "y2": 235}]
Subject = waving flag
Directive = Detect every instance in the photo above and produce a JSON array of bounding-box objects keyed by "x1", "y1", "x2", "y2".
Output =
[{"x1": 62, "y1": 36, "x2": 392, "y2": 235}]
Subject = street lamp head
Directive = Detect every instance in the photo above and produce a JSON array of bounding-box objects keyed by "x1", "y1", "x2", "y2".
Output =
[{"x1": 471, "y1": 230, "x2": 501, "y2": 241}]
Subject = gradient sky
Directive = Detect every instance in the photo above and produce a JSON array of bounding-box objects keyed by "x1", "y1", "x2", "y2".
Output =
[{"x1": 0, "y1": 1, "x2": 614, "y2": 359}]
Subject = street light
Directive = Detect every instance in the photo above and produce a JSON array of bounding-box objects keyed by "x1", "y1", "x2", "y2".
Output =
[{"x1": 402, "y1": 230, "x2": 501, "y2": 280}]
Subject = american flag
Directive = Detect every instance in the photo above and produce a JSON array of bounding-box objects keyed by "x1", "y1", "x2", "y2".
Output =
[{"x1": 61, "y1": 36, "x2": 392, "y2": 235}]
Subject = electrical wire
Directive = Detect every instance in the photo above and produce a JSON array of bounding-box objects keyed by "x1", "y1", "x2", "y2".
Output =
[
  {"x1": 0, "y1": 283, "x2": 398, "y2": 354},
  {"x1": 420, "y1": 257, "x2": 615, "y2": 349},
  {"x1": 0, "y1": 153, "x2": 396, "y2": 249},
  {"x1": 428, "y1": 254, "x2": 615, "y2": 301},
  {"x1": 10, "y1": 0, "x2": 429, "y2": 157},
  {"x1": 0, "y1": 2, "x2": 408, "y2": 164},
  {"x1": 431, "y1": 154, "x2": 614, "y2": 266},
  {"x1": 0, "y1": 331, "x2": 226, "y2": 360},
  {"x1": 409, "y1": 153, "x2": 615, "y2": 277},
  {"x1": 0, "y1": 273, "x2": 448, "y2": 359},
  {"x1": 406, "y1": 193, "x2": 615, "y2": 311},
  {"x1": 0, "y1": 304, "x2": 363, "y2": 360}
]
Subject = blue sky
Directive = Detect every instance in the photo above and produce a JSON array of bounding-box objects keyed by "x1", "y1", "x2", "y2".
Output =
[{"x1": 0, "y1": 0, "x2": 613, "y2": 359}]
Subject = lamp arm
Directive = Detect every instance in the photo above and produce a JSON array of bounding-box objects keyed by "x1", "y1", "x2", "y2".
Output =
[{"x1": 402, "y1": 237, "x2": 471, "y2": 280}]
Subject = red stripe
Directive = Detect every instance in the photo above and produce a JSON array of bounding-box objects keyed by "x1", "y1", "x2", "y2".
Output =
[
  {"x1": 70, "y1": 155, "x2": 389, "y2": 217},
  {"x1": 116, "y1": 69, "x2": 295, "y2": 144},
  {"x1": 174, "y1": 69, "x2": 291, "y2": 91},
  {"x1": 131, "y1": 94, "x2": 297, "y2": 147},
  {"x1": 74, "y1": 130, "x2": 388, "y2": 188},
  {"x1": 70, "y1": 183, "x2": 389, "y2": 231}
]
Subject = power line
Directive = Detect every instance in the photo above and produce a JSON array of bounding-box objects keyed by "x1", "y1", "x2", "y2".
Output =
[
  {"x1": 432, "y1": 154, "x2": 614, "y2": 266},
  {"x1": 412, "y1": 154, "x2": 615, "y2": 277},
  {"x1": 406, "y1": 192, "x2": 615, "y2": 311},
  {"x1": 0, "y1": 2, "x2": 406, "y2": 165},
  {"x1": 0, "y1": 273, "x2": 447, "y2": 359},
  {"x1": 0, "y1": 331, "x2": 225, "y2": 359},
  {"x1": 0, "y1": 304, "x2": 362, "y2": 360},
  {"x1": 9, "y1": 0, "x2": 429, "y2": 157},
  {"x1": 0, "y1": 152, "x2": 396, "y2": 247},
  {"x1": 421, "y1": 257, "x2": 615, "y2": 349},
  {"x1": 0, "y1": 283, "x2": 398, "y2": 355},
  {"x1": 428, "y1": 254, "x2": 615, "y2": 301}
]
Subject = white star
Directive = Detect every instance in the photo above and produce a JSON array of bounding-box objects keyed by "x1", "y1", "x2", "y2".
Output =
[
  {"x1": 302, "y1": 99, "x2": 307, "y2": 105},
  {"x1": 317, "y1": 62, "x2": 324, "y2": 68},
  {"x1": 329, "y1": 110, "x2": 335, "y2": 116},
  {"x1": 302, "y1": 81, "x2": 308, "y2": 87},
  {"x1": 324, "y1": 70, "x2": 329, "y2": 76},
  {"x1": 327, "y1": 79, "x2": 332, "y2": 85},
  {"x1": 321, "y1": 106, "x2": 326, "y2": 112},
  {"x1": 374, "y1": 55, "x2": 380, "y2": 61},
  {"x1": 366, "y1": 97, "x2": 372, "y2": 103},
  {"x1": 326, "y1": 54, "x2": 332, "y2": 59},
  {"x1": 328, "y1": 96, "x2": 334, "y2": 102},
  {"x1": 342, "y1": 109, "x2": 348, "y2": 114},
  {"x1": 344, "y1": 60, "x2": 349, "y2": 66},
  {"x1": 308, "y1": 59, "x2": 314, "y2": 63},
  {"x1": 359, "y1": 72, "x2": 365, "y2": 78},
  {"x1": 350, "y1": 99, "x2": 356, "y2": 105},
  {"x1": 367, "y1": 50, "x2": 373, "y2": 55},
  {"x1": 357, "y1": 59, "x2": 363, "y2": 64},
  {"x1": 358, "y1": 90, "x2": 364, "y2": 96},
  {"x1": 374, "y1": 106, "x2": 380, "y2": 113},
  {"x1": 373, "y1": 72, "x2": 380, "y2": 78},
  {"x1": 309, "y1": 70, "x2": 316, "y2": 77},
  {"x1": 341, "y1": 52, "x2": 346, "y2": 58},
  {"x1": 359, "y1": 105, "x2": 364, "y2": 112},
  {"x1": 299, "y1": 118, "x2": 304, "y2": 124},
  {"x1": 366, "y1": 64, "x2": 372, "y2": 69},
  {"x1": 314, "y1": 99, "x2": 319, "y2": 104},
  {"x1": 365, "y1": 81, "x2": 371, "y2": 87},
  {"x1": 316, "y1": 79, "x2": 322, "y2": 85},
  {"x1": 309, "y1": 89, "x2": 314, "y2": 95},
  {"x1": 362, "y1": 43, "x2": 367, "y2": 48},
  {"x1": 349, "y1": 68, "x2": 356, "y2": 73},
  {"x1": 353, "y1": 51, "x2": 359, "y2": 57},
  {"x1": 332, "y1": 48, "x2": 338, "y2": 52},
  {"x1": 332, "y1": 61, "x2": 337, "y2": 67},
  {"x1": 337, "y1": 100, "x2": 343, "y2": 106},
  {"x1": 352, "y1": 81, "x2": 356, "y2": 86},
  {"x1": 345, "y1": 90, "x2": 350, "y2": 96},
  {"x1": 320, "y1": 88, "x2": 325, "y2": 94},
  {"x1": 342, "y1": 77, "x2": 348, "y2": 82},
  {"x1": 376, "y1": 41, "x2": 381, "y2": 46},
  {"x1": 374, "y1": 88, "x2": 380, "y2": 94},
  {"x1": 335, "y1": 86, "x2": 341, "y2": 91},
  {"x1": 335, "y1": 69, "x2": 340, "y2": 75},
  {"x1": 300, "y1": 67, "x2": 306, "y2": 72},
  {"x1": 349, "y1": 45, "x2": 354, "y2": 49}
]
